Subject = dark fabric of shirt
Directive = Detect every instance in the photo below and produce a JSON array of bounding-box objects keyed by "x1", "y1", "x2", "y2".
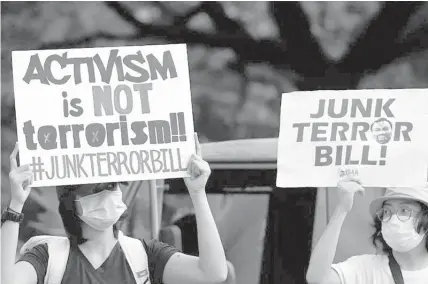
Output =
[{"x1": 19, "y1": 238, "x2": 179, "y2": 284}]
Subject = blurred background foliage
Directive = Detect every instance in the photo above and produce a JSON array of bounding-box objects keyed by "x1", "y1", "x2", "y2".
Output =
[{"x1": 2, "y1": 1, "x2": 428, "y2": 245}]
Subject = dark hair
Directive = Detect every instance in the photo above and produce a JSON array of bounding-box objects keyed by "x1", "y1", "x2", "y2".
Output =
[
  {"x1": 173, "y1": 214, "x2": 199, "y2": 256},
  {"x1": 370, "y1": 118, "x2": 393, "y2": 132},
  {"x1": 57, "y1": 183, "x2": 129, "y2": 247},
  {"x1": 371, "y1": 201, "x2": 428, "y2": 254}
]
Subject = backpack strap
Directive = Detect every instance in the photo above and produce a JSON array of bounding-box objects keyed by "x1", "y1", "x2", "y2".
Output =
[
  {"x1": 20, "y1": 236, "x2": 70, "y2": 284},
  {"x1": 118, "y1": 231, "x2": 150, "y2": 284},
  {"x1": 388, "y1": 254, "x2": 404, "y2": 284}
]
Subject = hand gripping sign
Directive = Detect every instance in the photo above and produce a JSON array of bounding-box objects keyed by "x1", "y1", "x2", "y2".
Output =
[
  {"x1": 277, "y1": 89, "x2": 428, "y2": 188},
  {"x1": 12, "y1": 44, "x2": 195, "y2": 187}
]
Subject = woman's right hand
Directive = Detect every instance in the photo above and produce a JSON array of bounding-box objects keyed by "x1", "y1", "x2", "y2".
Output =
[
  {"x1": 8, "y1": 142, "x2": 33, "y2": 211},
  {"x1": 336, "y1": 176, "x2": 365, "y2": 213}
]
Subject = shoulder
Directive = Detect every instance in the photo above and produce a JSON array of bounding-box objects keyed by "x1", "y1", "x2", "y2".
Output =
[
  {"x1": 20, "y1": 243, "x2": 49, "y2": 262},
  {"x1": 136, "y1": 238, "x2": 180, "y2": 284},
  {"x1": 346, "y1": 254, "x2": 387, "y2": 266},
  {"x1": 138, "y1": 238, "x2": 180, "y2": 259},
  {"x1": 332, "y1": 254, "x2": 389, "y2": 282},
  {"x1": 18, "y1": 244, "x2": 50, "y2": 284},
  {"x1": 334, "y1": 254, "x2": 387, "y2": 269}
]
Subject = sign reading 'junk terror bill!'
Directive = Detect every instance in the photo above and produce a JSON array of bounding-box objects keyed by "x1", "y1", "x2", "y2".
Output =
[
  {"x1": 12, "y1": 44, "x2": 195, "y2": 187},
  {"x1": 277, "y1": 89, "x2": 428, "y2": 188}
]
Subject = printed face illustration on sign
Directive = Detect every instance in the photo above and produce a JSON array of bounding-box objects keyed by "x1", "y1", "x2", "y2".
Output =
[{"x1": 370, "y1": 118, "x2": 393, "y2": 144}]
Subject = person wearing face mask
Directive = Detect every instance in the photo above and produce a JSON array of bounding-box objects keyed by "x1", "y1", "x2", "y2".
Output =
[
  {"x1": 1, "y1": 133, "x2": 229, "y2": 284},
  {"x1": 306, "y1": 176, "x2": 428, "y2": 284}
]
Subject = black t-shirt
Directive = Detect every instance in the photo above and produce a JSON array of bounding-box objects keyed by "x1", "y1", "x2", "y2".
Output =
[{"x1": 19, "y1": 238, "x2": 179, "y2": 284}]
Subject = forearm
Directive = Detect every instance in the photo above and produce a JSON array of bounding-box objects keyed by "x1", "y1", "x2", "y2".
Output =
[
  {"x1": 306, "y1": 206, "x2": 347, "y2": 284},
  {"x1": 190, "y1": 191, "x2": 228, "y2": 280},
  {"x1": 1, "y1": 202, "x2": 23, "y2": 284}
]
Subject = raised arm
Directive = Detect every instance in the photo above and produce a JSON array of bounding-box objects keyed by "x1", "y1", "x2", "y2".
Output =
[
  {"x1": 1, "y1": 143, "x2": 38, "y2": 284},
  {"x1": 162, "y1": 133, "x2": 228, "y2": 284},
  {"x1": 306, "y1": 177, "x2": 364, "y2": 284}
]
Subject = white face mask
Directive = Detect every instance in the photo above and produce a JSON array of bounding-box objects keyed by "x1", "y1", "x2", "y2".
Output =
[
  {"x1": 381, "y1": 215, "x2": 426, "y2": 253},
  {"x1": 76, "y1": 189, "x2": 127, "y2": 231}
]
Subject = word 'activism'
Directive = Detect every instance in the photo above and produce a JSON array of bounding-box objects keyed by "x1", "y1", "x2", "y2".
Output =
[{"x1": 23, "y1": 49, "x2": 178, "y2": 85}]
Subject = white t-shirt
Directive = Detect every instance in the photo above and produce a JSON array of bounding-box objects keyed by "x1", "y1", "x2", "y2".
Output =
[{"x1": 331, "y1": 254, "x2": 428, "y2": 284}]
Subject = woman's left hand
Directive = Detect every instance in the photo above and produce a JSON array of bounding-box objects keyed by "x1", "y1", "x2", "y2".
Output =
[{"x1": 184, "y1": 133, "x2": 211, "y2": 195}]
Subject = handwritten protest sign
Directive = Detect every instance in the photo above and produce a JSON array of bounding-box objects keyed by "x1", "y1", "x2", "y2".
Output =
[
  {"x1": 277, "y1": 89, "x2": 428, "y2": 188},
  {"x1": 12, "y1": 44, "x2": 195, "y2": 187}
]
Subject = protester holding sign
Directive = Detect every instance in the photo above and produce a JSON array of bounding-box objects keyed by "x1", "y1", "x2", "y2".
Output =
[
  {"x1": 306, "y1": 177, "x2": 428, "y2": 284},
  {"x1": 1, "y1": 135, "x2": 228, "y2": 284}
]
